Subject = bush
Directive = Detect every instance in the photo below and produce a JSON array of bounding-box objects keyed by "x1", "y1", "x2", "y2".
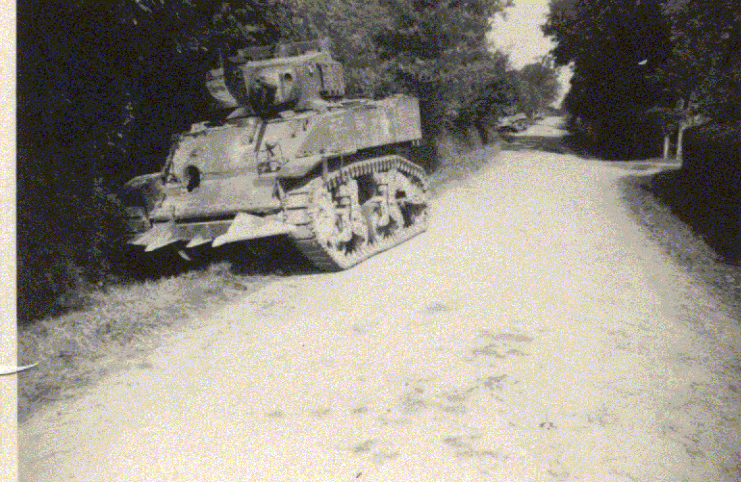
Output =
[
  {"x1": 562, "y1": 107, "x2": 666, "y2": 160},
  {"x1": 652, "y1": 121, "x2": 741, "y2": 263},
  {"x1": 683, "y1": 121, "x2": 741, "y2": 190}
]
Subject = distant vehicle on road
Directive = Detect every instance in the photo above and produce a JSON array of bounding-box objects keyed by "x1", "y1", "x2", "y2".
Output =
[{"x1": 497, "y1": 113, "x2": 529, "y2": 133}]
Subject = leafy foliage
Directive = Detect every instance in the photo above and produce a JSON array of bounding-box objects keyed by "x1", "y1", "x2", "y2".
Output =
[
  {"x1": 515, "y1": 61, "x2": 560, "y2": 118},
  {"x1": 17, "y1": 0, "x2": 295, "y2": 321},
  {"x1": 543, "y1": 0, "x2": 673, "y2": 158},
  {"x1": 653, "y1": 0, "x2": 741, "y2": 123},
  {"x1": 544, "y1": 0, "x2": 740, "y2": 158},
  {"x1": 449, "y1": 51, "x2": 520, "y2": 129}
]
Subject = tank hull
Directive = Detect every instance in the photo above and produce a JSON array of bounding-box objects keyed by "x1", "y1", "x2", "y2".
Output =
[{"x1": 123, "y1": 95, "x2": 429, "y2": 268}]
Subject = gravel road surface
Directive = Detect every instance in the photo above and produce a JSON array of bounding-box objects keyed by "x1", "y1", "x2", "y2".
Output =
[{"x1": 20, "y1": 120, "x2": 741, "y2": 481}]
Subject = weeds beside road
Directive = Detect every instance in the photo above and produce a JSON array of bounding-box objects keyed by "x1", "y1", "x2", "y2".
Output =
[
  {"x1": 17, "y1": 264, "x2": 278, "y2": 419},
  {"x1": 622, "y1": 173, "x2": 741, "y2": 321}
]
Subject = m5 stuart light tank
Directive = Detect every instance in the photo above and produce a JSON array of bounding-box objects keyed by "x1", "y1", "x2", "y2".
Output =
[{"x1": 121, "y1": 39, "x2": 429, "y2": 271}]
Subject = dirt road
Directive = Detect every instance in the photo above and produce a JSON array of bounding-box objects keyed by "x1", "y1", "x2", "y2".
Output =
[{"x1": 20, "y1": 120, "x2": 741, "y2": 481}]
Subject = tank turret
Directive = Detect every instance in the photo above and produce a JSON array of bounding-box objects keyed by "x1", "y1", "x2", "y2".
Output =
[{"x1": 205, "y1": 39, "x2": 344, "y2": 117}]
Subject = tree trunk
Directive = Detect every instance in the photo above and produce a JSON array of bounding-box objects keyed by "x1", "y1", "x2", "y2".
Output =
[
  {"x1": 676, "y1": 123, "x2": 687, "y2": 165},
  {"x1": 663, "y1": 134, "x2": 670, "y2": 160}
]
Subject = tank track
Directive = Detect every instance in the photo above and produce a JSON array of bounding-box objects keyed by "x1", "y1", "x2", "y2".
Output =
[{"x1": 283, "y1": 155, "x2": 429, "y2": 271}]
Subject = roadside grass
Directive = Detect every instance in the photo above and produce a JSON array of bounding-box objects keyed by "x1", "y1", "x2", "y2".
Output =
[
  {"x1": 18, "y1": 139, "x2": 505, "y2": 421},
  {"x1": 17, "y1": 262, "x2": 280, "y2": 419},
  {"x1": 428, "y1": 143, "x2": 501, "y2": 196},
  {"x1": 621, "y1": 172, "x2": 741, "y2": 320},
  {"x1": 652, "y1": 170, "x2": 740, "y2": 264}
]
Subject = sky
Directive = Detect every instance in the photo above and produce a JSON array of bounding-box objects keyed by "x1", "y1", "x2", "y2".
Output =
[{"x1": 488, "y1": 0, "x2": 573, "y2": 105}]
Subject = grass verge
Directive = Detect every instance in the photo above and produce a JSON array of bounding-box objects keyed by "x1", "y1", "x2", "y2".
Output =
[
  {"x1": 17, "y1": 263, "x2": 279, "y2": 420},
  {"x1": 620, "y1": 172, "x2": 741, "y2": 321},
  {"x1": 18, "y1": 138, "x2": 504, "y2": 421},
  {"x1": 427, "y1": 143, "x2": 501, "y2": 196}
]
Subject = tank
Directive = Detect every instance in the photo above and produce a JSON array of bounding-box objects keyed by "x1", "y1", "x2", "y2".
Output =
[{"x1": 120, "y1": 40, "x2": 429, "y2": 271}]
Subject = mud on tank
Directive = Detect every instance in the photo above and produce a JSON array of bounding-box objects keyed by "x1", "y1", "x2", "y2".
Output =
[{"x1": 120, "y1": 39, "x2": 429, "y2": 271}]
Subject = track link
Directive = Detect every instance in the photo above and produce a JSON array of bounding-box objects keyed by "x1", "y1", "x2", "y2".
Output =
[{"x1": 283, "y1": 155, "x2": 429, "y2": 271}]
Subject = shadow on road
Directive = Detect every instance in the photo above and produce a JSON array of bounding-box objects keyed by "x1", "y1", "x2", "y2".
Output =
[
  {"x1": 499, "y1": 116, "x2": 581, "y2": 155},
  {"x1": 117, "y1": 235, "x2": 320, "y2": 283},
  {"x1": 500, "y1": 133, "x2": 574, "y2": 155},
  {"x1": 500, "y1": 117, "x2": 683, "y2": 173}
]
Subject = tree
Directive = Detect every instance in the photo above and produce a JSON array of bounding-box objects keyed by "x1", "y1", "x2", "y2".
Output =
[
  {"x1": 17, "y1": 0, "x2": 298, "y2": 320},
  {"x1": 650, "y1": 0, "x2": 741, "y2": 161},
  {"x1": 516, "y1": 61, "x2": 560, "y2": 118},
  {"x1": 543, "y1": 0, "x2": 673, "y2": 158},
  {"x1": 290, "y1": 0, "x2": 516, "y2": 135}
]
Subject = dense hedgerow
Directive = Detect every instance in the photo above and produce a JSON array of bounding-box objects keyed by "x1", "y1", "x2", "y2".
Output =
[{"x1": 646, "y1": 122, "x2": 741, "y2": 264}]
